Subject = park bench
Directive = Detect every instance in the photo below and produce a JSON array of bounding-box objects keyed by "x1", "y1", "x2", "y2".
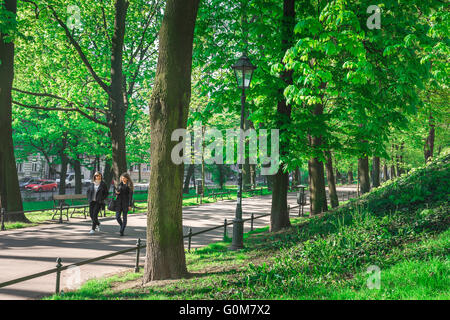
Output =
[
  {"x1": 51, "y1": 194, "x2": 90, "y2": 221},
  {"x1": 207, "y1": 190, "x2": 232, "y2": 201},
  {"x1": 245, "y1": 185, "x2": 263, "y2": 196}
]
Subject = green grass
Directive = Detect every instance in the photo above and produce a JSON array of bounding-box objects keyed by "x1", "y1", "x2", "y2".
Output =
[{"x1": 46, "y1": 153, "x2": 450, "y2": 300}]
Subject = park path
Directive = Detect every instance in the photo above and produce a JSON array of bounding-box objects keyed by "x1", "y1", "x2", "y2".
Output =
[{"x1": 0, "y1": 186, "x2": 356, "y2": 300}]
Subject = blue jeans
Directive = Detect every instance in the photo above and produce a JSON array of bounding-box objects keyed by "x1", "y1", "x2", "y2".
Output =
[{"x1": 116, "y1": 208, "x2": 128, "y2": 233}]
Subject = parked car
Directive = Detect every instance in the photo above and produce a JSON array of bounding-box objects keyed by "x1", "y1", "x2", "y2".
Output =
[
  {"x1": 19, "y1": 177, "x2": 40, "y2": 190},
  {"x1": 25, "y1": 179, "x2": 57, "y2": 192},
  {"x1": 56, "y1": 173, "x2": 91, "y2": 188}
]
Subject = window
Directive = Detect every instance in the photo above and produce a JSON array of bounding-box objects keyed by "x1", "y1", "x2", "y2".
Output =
[
  {"x1": 17, "y1": 163, "x2": 23, "y2": 172},
  {"x1": 32, "y1": 163, "x2": 38, "y2": 172}
]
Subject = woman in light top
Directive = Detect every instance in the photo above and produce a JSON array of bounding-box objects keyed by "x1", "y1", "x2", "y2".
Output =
[{"x1": 87, "y1": 171, "x2": 109, "y2": 234}]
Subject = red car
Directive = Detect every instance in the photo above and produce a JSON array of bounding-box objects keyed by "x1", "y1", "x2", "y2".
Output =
[{"x1": 25, "y1": 179, "x2": 57, "y2": 192}]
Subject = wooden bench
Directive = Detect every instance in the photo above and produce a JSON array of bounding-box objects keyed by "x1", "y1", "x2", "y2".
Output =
[
  {"x1": 208, "y1": 190, "x2": 232, "y2": 201},
  {"x1": 51, "y1": 194, "x2": 90, "y2": 221},
  {"x1": 245, "y1": 185, "x2": 263, "y2": 196}
]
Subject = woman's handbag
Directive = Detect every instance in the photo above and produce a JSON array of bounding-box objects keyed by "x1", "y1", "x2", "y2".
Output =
[{"x1": 108, "y1": 196, "x2": 118, "y2": 212}]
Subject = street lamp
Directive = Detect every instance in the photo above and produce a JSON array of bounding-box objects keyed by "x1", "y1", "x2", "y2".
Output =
[{"x1": 229, "y1": 54, "x2": 256, "y2": 251}]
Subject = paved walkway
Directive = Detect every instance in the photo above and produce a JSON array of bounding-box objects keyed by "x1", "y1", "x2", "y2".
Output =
[{"x1": 0, "y1": 186, "x2": 357, "y2": 300}]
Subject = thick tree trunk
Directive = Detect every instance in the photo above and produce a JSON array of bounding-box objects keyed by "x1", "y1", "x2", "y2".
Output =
[
  {"x1": 324, "y1": 150, "x2": 339, "y2": 208},
  {"x1": 103, "y1": 160, "x2": 114, "y2": 192},
  {"x1": 73, "y1": 158, "x2": 82, "y2": 194},
  {"x1": 372, "y1": 156, "x2": 380, "y2": 187},
  {"x1": 358, "y1": 157, "x2": 371, "y2": 194},
  {"x1": 143, "y1": 0, "x2": 199, "y2": 282},
  {"x1": 308, "y1": 99, "x2": 328, "y2": 215},
  {"x1": 270, "y1": 167, "x2": 290, "y2": 231},
  {"x1": 270, "y1": 0, "x2": 295, "y2": 232},
  {"x1": 0, "y1": 0, "x2": 28, "y2": 222},
  {"x1": 183, "y1": 164, "x2": 194, "y2": 194}
]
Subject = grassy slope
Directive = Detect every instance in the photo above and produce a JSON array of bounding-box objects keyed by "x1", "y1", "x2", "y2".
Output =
[{"x1": 48, "y1": 154, "x2": 450, "y2": 300}]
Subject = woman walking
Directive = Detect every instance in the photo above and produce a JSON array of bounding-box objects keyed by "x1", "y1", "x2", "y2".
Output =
[
  {"x1": 87, "y1": 172, "x2": 109, "y2": 234},
  {"x1": 115, "y1": 173, "x2": 134, "y2": 236}
]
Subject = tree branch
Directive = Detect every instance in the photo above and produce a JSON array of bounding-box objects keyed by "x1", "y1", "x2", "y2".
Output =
[
  {"x1": 47, "y1": 5, "x2": 111, "y2": 95},
  {"x1": 12, "y1": 87, "x2": 107, "y2": 115},
  {"x1": 13, "y1": 100, "x2": 109, "y2": 127}
]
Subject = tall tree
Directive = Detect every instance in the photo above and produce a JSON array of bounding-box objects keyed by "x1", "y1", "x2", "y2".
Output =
[
  {"x1": 13, "y1": 0, "x2": 162, "y2": 184},
  {"x1": 270, "y1": 0, "x2": 294, "y2": 231},
  {"x1": 0, "y1": 0, "x2": 28, "y2": 222},
  {"x1": 143, "y1": 0, "x2": 199, "y2": 282}
]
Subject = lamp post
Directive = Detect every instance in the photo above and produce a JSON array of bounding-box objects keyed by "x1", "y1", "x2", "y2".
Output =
[{"x1": 229, "y1": 54, "x2": 256, "y2": 251}]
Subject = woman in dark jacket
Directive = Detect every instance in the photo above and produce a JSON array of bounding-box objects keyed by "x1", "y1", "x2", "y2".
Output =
[
  {"x1": 87, "y1": 172, "x2": 109, "y2": 234},
  {"x1": 114, "y1": 172, "x2": 134, "y2": 236}
]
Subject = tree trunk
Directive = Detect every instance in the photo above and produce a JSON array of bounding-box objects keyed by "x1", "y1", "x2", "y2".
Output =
[
  {"x1": 424, "y1": 112, "x2": 435, "y2": 163},
  {"x1": 265, "y1": 163, "x2": 273, "y2": 191},
  {"x1": 308, "y1": 156, "x2": 327, "y2": 214},
  {"x1": 358, "y1": 157, "x2": 371, "y2": 194},
  {"x1": 250, "y1": 164, "x2": 256, "y2": 187},
  {"x1": 143, "y1": 0, "x2": 199, "y2": 282},
  {"x1": 243, "y1": 162, "x2": 251, "y2": 190},
  {"x1": 324, "y1": 150, "x2": 339, "y2": 208},
  {"x1": 348, "y1": 169, "x2": 353, "y2": 184},
  {"x1": 0, "y1": 0, "x2": 28, "y2": 222},
  {"x1": 270, "y1": 0, "x2": 295, "y2": 232},
  {"x1": 183, "y1": 164, "x2": 194, "y2": 194},
  {"x1": 395, "y1": 144, "x2": 400, "y2": 177},
  {"x1": 58, "y1": 137, "x2": 69, "y2": 195},
  {"x1": 109, "y1": 0, "x2": 129, "y2": 185},
  {"x1": 292, "y1": 167, "x2": 300, "y2": 186},
  {"x1": 383, "y1": 161, "x2": 388, "y2": 182},
  {"x1": 399, "y1": 142, "x2": 405, "y2": 175},
  {"x1": 308, "y1": 99, "x2": 328, "y2": 215},
  {"x1": 73, "y1": 158, "x2": 82, "y2": 194},
  {"x1": 390, "y1": 164, "x2": 396, "y2": 179},
  {"x1": 372, "y1": 156, "x2": 380, "y2": 188},
  {"x1": 103, "y1": 160, "x2": 114, "y2": 192},
  {"x1": 270, "y1": 167, "x2": 290, "y2": 231},
  {"x1": 218, "y1": 164, "x2": 225, "y2": 190}
]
